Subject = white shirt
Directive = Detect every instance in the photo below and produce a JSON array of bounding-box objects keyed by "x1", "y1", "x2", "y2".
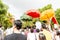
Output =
[
  {"x1": 35, "y1": 21, "x2": 41, "y2": 29},
  {"x1": 27, "y1": 33, "x2": 36, "y2": 40},
  {"x1": 55, "y1": 36, "x2": 60, "y2": 40},
  {"x1": 5, "y1": 27, "x2": 13, "y2": 35},
  {"x1": 36, "y1": 33, "x2": 39, "y2": 40}
]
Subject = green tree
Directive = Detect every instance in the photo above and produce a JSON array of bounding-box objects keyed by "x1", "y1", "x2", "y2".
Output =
[
  {"x1": 0, "y1": 0, "x2": 8, "y2": 14},
  {"x1": 0, "y1": 0, "x2": 13, "y2": 29},
  {"x1": 20, "y1": 14, "x2": 33, "y2": 28},
  {"x1": 38, "y1": 4, "x2": 52, "y2": 13},
  {"x1": 55, "y1": 8, "x2": 60, "y2": 24},
  {"x1": 20, "y1": 14, "x2": 32, "y2": 21}
]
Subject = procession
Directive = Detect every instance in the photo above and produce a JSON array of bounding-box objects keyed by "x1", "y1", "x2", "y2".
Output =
[{"x1": 0, "y1": 0, "x2": 60, "y2": 40}]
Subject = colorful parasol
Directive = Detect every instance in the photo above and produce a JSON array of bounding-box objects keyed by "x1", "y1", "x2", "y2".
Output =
[
  {"x1": 40, "y1": 9, "x2": 54, "y2": 20},
  {"x1": 52, "y1": 17, "x2": 58, "y2": 24},
  {"x1": 26, "y1": 9, "x2": 40, "y2": 18}
]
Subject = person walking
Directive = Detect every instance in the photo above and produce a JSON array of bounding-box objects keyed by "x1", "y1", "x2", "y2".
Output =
[
  {"x1": 41, "y1": 23, "x2": 52, "y2": 40},
  {"x1": 4, "y1": 20, "x2": 27, "y2": 40},
  {"x1": 27, "y1": 28, "x2": 36, "y2": 40}
]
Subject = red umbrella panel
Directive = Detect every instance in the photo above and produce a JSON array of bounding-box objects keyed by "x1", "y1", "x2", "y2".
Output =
[
  {"x1": 26, "y1": 9, "x2": 40, "y2": 18},
  {"x1": 52, "y1": 17, "x2": 58, "y2": 24}
]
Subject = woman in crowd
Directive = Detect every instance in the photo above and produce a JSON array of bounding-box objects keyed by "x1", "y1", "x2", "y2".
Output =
[
  {"x1": 27, "y1": 28, "x2": 36, "y2": 40},
  {"x1": 35, "y1": 29, "x2": 40, "y2": 40}
]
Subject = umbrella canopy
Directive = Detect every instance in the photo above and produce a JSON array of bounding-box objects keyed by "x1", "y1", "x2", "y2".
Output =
[
  {"x1": 40, "y1": 9, "x2": 54, "y2": 20},
  {"x1": 26, "y1": 9, "x2": 40, "y2": 18},
  {"x1": 52, "y1": 17, "x2": 58, "y2": 24}
]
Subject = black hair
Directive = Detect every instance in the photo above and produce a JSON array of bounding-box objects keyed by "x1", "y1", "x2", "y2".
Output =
[
  {"x1": 36, "y1": 29, "x2": 40, "y2": 33},
  {"x1": 57, "y1": 31, "x2": 60, "y2": 35},
  {"x1": 26, "y1": 26, "x2": 31, "y2": 29},
  {"x1": 33, "y1": 22, "x2": 35, "y2": 24},
  {"x1": 39, "y1": 33, "x2": 46, "y2": 40},
  {"x1": 30, "y1": 28, "x2": 34, "y2": 33},
  {"x1": 24, "y1": 27, "x2": 26, "y2": 29},
  {"x1": 43, "y1": 20, "x2": 47, "y2": 23},
  {"x1": 32, "y1": 25, "x2": 36, "y2": 29},
  {"x1": 41, "y1": 23, "x2": 47, "y2": 29},
  {"x1": 14, "y1": 20, "x2": 22, "y2": 30}
]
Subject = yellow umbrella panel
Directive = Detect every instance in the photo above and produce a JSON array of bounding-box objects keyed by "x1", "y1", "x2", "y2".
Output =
[{"x1": 40, "y1": 9, "x2": 54, "y2": 21}]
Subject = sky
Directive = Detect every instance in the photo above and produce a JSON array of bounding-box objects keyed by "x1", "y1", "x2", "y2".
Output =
[{"x1": 2, "y1": 0, "x2": 60, "y2": 19}]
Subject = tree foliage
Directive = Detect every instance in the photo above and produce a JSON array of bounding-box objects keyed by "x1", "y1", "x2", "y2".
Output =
[
  {"x1": 55, "y1": 8, "x2": 60, "y2": 24},
  {"x1": 0, "y1": 0, "x2": 8, "y2": 14},
  {"x1": 20, "y1": 14, "x2": 32, "y2": 21},
  {"x1": 38, "y1": 4, "x2": 52, "y2": 13},
  {"x1": 20, "y1": 14, "x2": 33, "y2": 28},
  {"x1": 0, "y1": 0, "x2": 13, "y2": 29}
]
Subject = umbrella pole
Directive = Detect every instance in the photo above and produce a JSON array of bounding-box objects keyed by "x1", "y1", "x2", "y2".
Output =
[{"x1": 47, "y1": 20, "x2": 52, "y2": 32}]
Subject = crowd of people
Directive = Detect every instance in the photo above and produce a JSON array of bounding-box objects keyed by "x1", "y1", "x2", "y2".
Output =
[{"x1": 0, "y1": 20, "x2": 60, "y2": 40}]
